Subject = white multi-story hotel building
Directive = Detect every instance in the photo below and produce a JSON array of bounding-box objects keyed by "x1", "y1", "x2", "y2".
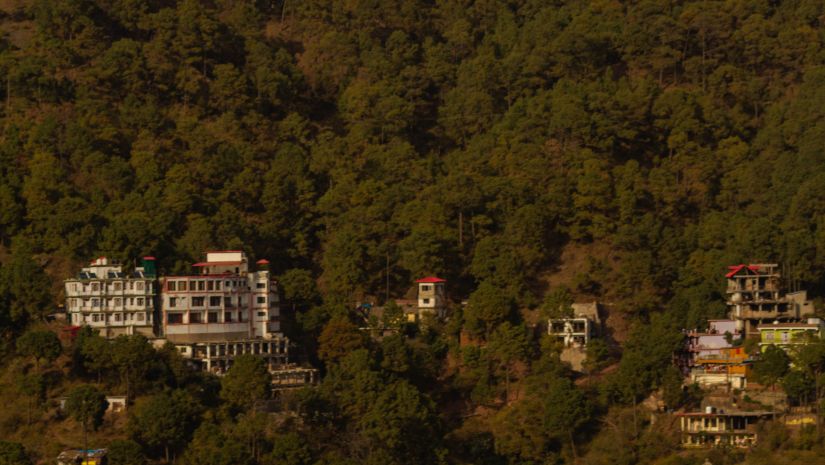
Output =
[
  {"x1": 64, "y1": 256, "x2": 157, "y2": 338},
  {"x1": 160, "y1": 251, "x2": 285, "y2": 373},
  {"x1": 160, "y1": 251, "x2": 280, "y2": 342},
  {"x1": 65, "y1": 251, "x2": 310, "y2": 376}
]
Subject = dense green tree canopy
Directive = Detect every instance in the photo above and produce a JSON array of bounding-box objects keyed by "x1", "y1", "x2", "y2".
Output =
[
  {"x1": 220, "y1": 354, "x2": 271, "y2": 413},
  {"x1": 1, "y1": 1, "x2": 825, "y2": 464},
  {"x1": 0, "y1": 441, "x2": 31, "y2": 465},
  {"x1": 66, "y1": 384, "x2": 108, "y2": 433},
  {"x1": 16, "y1": 329, "x2": 61, "y2": 369}
]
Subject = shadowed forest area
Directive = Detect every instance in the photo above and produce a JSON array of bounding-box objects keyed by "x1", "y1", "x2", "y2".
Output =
[{"x1": 2, "y1": 1, "x2": 825, "y2": 464}]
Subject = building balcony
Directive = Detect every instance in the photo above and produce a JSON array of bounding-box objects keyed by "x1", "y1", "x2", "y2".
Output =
[{"x1": 734, "y1": 309, "x2": 793, "y2": 320}]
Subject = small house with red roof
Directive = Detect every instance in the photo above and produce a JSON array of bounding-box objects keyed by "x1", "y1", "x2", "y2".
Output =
[{"x1": 414, "y1": 276, "x2": 447, "y2": 320}]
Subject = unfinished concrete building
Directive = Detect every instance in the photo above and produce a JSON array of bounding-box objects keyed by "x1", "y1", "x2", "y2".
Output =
[
  {"x1": 549, "y1": 302, "x2": 601, "y2": 371},
  {"x1": 548, "y1": 302, "x2": 600, "y2": 348},
  {"x1": 726, "y1": 264, "x2": 814, "y2": 337}
]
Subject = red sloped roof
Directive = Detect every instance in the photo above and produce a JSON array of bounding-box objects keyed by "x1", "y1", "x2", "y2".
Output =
[
  {"x1": 725, "y1": 264, "x2": 761, "y2": 278},
  {"x1": 256, "y1": 259, "x2": 270, "y2": 264},
  {"x1": 415, "y1": 276, "x2": 446, "y2": 283},
  {"x1": 143, "y1": 256, "x2": 156, "y2": 260}
]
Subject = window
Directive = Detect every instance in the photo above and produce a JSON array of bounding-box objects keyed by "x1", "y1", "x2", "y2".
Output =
[
  {"x1": 92, "y1": 298, "x2": 99, "y2": 307},
  {"x1": 215, "y1": 281, "x2": 221, "y2": 290},
  {"x1": 136, "y1": 297, "x2": 144, "y2": 306},
  {"x1": 224, "y1": 312, "x2": 233, "y2": 322},
  {"x1": 169, "y1": 297, "x2": 177, "y2": 308},
  {"x1": 208, "y1": 312, "x2": 218, "y2": 323},
  {"x1": 192, "y1": 297, "x2": 205, "y2": 307},
  {"x1": 137, "y1": 313, "x2": 144, "y2": 322},
  {"x1": 224, "y1": 297, "x2": 233, "y2": 307},
  {"x1": 256, "y1": 282, "x2": 265, "y2": 289},
  {"x1": 92, "y1": 314, "x2": 99, "y2": 322},
  {"x1": 781, "y1": 331, "x2": 790, "y2": 343},
  {"x1": 167, "y1": 313, "x2": 183, "y2": 324},
  {"x1": 135, "y1": 281, "x2": 143, "y2": 291},
  {"x1": 209, "y1": 296, "x2": 221, "y2": 307},
  {"x1": 179, "y1": 281, "x2": 187, "y2": 291},
  {"x1": 190, "y1": 312, "x2": 203, "y2": 324},
  {"x1": 422, "y1": 285, "x2": 431, "y2": 291},
  {"x1": 423, "y1": 298, "x2": 430, "y2": 304},
  {"x1": 257, "y1": 311, "x2": 266, "y2": 317},
  {"x1": 198, "y1": 281, "x2": 205, "y2": 291},
  {"x1": 257, "y1": 296, "x2": 266, "y2": 304},
  {"x1": 114, "y1": 282, "x2": 122, "y2": 291},
  {"x1": 168, "y1": 281, "x2": 176, "y2": 291},
  {"x1": 237, "y1": 311, "x2": 244, "y2": 322},
  {"x1": 92, "y1": 282, "x2": 99, "y2": 291},
  {"x1": 114, "y1": 297, "x2": 121, "y2": 306},
  {"x1": 114, "y1": 314, "x2": 121, "y2": 322},
  {"x1": 765, "y1": 332, "x2": 774, "y2": 342},
  {"x1": 225, "y1": 281, "x2": 231, "y2": 287},
  {"x1": 129, "y1": 297, "x2": 134, "y2": 305},
  {"x1": 207, "y1": 281, "x2": 214, "y2": 291}
]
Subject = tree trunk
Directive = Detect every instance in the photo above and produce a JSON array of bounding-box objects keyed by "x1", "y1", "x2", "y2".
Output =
[
  {"x1": 814, "y1": 370, "x2": 822, "y2": 439},
  {"x1": 458, "y1": 211, "x2": 463, "y2": 248},
  {"x1": 83, "y1": 422, "x2": 89, "y2": 465},
  {"x1": 504, "y1": 365, "x2": 510, "y2": 403},
  {"x1": 385, "y1": 251, "x2": 390, "y2": 303},
  {"x1": 569, "y1": 430, "x2": 578, "y2": 462}
]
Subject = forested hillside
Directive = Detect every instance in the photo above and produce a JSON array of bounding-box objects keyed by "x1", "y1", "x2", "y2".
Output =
[{"x1": 2, "y1": 0, "x2": 825, "y2": 464}]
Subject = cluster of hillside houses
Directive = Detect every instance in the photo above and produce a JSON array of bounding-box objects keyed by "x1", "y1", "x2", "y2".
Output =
[
  {"x1": 64, "y1": 252, "x2": 823, "y2": 451},
  {"x1": 64, "y1": 251, "x2": 317, "y2": 385},
  {"x1": 58, "y1": 252, "x2": 449, "y2": 462},
  {"x1": 63, "y1": 251, "x2": 448, "y2": 386},
  {"x1": 671, "y1": 263, "x2": 822, "y2": 449},
  {"x1": 545, "y1": 263, "x2": 825, "y2": 450}
]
